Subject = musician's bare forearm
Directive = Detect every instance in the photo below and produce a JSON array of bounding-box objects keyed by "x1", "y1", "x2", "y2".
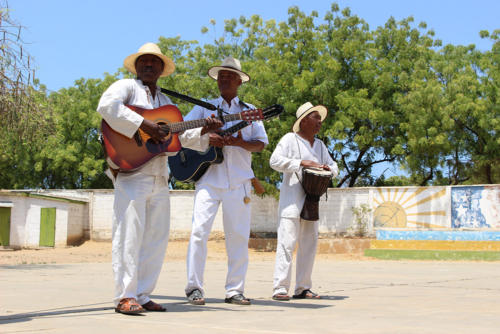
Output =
[
  {"x1": 237, "y1": 140, "x2": 265, "y2": 152},
  {"x1": 300, "y1": 160, "x2": 330, "y2": 170}
]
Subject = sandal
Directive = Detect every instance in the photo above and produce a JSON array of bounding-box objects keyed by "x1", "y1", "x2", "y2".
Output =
[
  {"x1": 292, "y1": 289, "x2": 321, "y2": 299},
  {"x1": 187, "y1": 289, "x2": 205, "y2": 305},
  {"x1": 115, "y1": 298, "x2": 145, "y2": 315},
  {"x1": 142, "y1": 300, "x2": 166, "y2": 312},
  {"x1": 272, "y1": 293, "x2": 290, "y2": 301},
  {"x1": 225, "y1": 294, "x2": 251, "y2": 305}
]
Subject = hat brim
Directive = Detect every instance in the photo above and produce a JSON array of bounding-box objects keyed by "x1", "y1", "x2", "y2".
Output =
[
  {"x1": 123, "y1": 52, "x2": 175, "y2": 77},
  {"x1": 208, "y1": 66, "x2": 250, "y2": 83},
  {"x1": 292, "y1": 105, "x2": 328, "y2": 133}
]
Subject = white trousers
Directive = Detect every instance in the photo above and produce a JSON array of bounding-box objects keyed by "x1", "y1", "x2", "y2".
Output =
[
  {"x1": 185, "y1": 182, "x2": 251, "y2": 298},
  {"x1": 112, "y1": 172, "x2": 170, "y2": 306},
  {"x1": 273, "y1": 217, "x2": 319, "y2": 296}
]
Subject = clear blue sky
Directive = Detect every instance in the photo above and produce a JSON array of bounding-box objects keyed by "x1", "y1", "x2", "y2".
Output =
[{"x1": 10, "y1": 0, "x2": 500, "y2": 92}]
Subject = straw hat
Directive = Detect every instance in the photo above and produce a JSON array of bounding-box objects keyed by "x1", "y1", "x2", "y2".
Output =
[
  {"x1": 292, "y1": 102, "x2": 328, "y2": 133},
  {"x1": 208, "y1": 56, "x2": 250, "y2": 82},
  {"x1": 123, "y1": 42, "x2": 175, "y2": 77}
]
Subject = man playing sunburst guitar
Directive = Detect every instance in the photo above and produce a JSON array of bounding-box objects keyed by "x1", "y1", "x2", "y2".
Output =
[
  {"x1": 183, "y1": 57, "x2": 268, "y2": 306},
  {"x1": 97, "y1": 42, "x2": 222, "y2": 315}
]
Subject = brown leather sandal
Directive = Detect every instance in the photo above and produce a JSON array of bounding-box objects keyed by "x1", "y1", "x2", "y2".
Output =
[
  {"x1": 115, "y1": 298, "x2": 145, "y2": 315},
  {"x1": 142, "y1": 300, "x2": 166, "y2": 312}
]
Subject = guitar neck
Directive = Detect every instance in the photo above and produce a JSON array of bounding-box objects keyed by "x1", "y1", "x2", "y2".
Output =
[
  {"x1": 219, "y1": 104, "x2": 283, "y2": 136},
  {"x1": 221, "y1": 121, "x2": 250, "y2": 136},
  {"x1": 168, "y1": 113, "x2": 243, "y2": 133}
]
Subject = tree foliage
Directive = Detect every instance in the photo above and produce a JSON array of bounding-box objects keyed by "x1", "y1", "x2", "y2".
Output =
[
  {"x1": 0, "y1": 1, "x2": 54, "y2": 188},
  {"x1": 1, "y1": 2, "x2": 498, "y2": 189},
  {"x1": 34, "y1": 75, "x2": 117, "y2": 188}
]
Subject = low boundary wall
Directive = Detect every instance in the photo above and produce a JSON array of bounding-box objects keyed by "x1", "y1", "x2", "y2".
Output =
[{"x1": 1, "y1": 185, "x2": 498, "y2": 248}]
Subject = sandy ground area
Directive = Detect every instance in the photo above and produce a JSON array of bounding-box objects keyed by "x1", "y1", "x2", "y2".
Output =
[{"x1": 0, "y1": 240, "x2": 368, "y2": 265}]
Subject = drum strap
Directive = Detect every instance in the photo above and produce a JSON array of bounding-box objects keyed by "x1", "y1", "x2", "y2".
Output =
[{"x1": 294, "y1": 135, "x2": 303, "y2": 185}]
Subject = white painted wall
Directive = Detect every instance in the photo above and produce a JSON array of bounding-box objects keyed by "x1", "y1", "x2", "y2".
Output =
[
  {"x1": 0, "y1": 192, "x2": 88, "y2": 248},
  {"x1": 83, "y1": 188, "x2": 372, "y2": 240},
  {"x1": 25, "y1": 200, "x2": 65, "y2": 247},
  {"x1": 2, "y1": 185, "x2": 498, "y2": 247},
  {"x1": 67, "y1": 203, "x2": 87, "y2": 244},
  {"x1": 90, "y1": 191, "x2": 114, "y2": 240},
  {"x1": 319, "y1": 188, "x2": 371, "y2": 235},
  {"x1": 0, "y1": 196, "x2": 27, "y2": 247}
]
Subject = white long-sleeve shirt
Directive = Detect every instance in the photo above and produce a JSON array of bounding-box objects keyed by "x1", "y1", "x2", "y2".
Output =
[
  {"x1": 270, "y1": 132, "x2": 339, "y2": 218},
  {"x1": 183, "y1": 96, "x2": 269, "y2": 189},
  {"x1": 97, "y1": 78, "x2": 208, "y2": 177}
]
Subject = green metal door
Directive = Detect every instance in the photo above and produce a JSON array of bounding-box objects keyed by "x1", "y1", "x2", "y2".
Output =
[
  {"x1": 0, "y1": 207, "x2": 11, "y2": 246},
  {"x1": 40, "y1": 208, "x2": 56, "y2": 247}
]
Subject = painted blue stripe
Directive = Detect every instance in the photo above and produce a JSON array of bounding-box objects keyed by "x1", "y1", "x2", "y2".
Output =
[{"x1": 376, "y1": 230, "x2": 500, "y2": 241}]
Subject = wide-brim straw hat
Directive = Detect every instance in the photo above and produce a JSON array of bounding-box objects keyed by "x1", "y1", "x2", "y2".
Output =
[
  {"x1": 123, "y1": 42, "x2": 175, "y2": 77},
  {"x1": 208, "y1": 56, "x2": 250, "y2": 82},
  {"x1": 292, "y1": 102, "x2": 328, "y2": 133}
]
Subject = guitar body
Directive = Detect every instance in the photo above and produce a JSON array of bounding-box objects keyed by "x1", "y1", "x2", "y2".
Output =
[
  {"x1": 169, "y1": 146, "x2": 224, "y2": 183},
  {"x1": 101, "y1": 104, "x2": 183, "y2": 171},
  {"x1": 169, "y1": 104, "x2": 284, "y2": 183}
]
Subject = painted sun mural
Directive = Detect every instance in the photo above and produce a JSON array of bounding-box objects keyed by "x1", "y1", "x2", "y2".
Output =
[{"x1": 372, "y1": 187, "x2": 449, "y2": 229}]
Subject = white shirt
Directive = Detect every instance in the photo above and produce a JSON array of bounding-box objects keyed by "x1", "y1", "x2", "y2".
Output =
[
  {"x1": 97, "y1": 78, "x2": 207, "y2": 177},
  {"x1": 270, "y1": 132, "x2": 339, "y2": 218},
  {"x1": 183, "y1": 96, "x2": 269, "y2": 189}
]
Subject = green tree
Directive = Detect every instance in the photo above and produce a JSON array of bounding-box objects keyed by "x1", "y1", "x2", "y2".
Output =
[
  {"x1": 4, "y1": 2, "x2": 499, "y2": 190},
  {"x1": 0, "y1": 1, "x2": 53, "y2": 189},
  {"x1": 34, "y1": 75, "x2": 118, "y2": 188}
]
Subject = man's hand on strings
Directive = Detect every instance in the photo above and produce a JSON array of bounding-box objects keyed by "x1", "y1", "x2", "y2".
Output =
[
  {"x1": 224, "y1": 130, "x2": 245, "y2": 147},
  {"x1": 140, "y1": 119, "x2": 168, "y2": 143},
  {"x1": 201, "y1": 115, "x2": 223, "y2": 135},
  {"x1": 208, "y1": 132, "x2": 225, "y2": 147}
]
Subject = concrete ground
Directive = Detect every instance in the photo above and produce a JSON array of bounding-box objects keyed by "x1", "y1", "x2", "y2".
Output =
[{"x1": 1, "y1": 257, "x2": 500, "y2": 334}]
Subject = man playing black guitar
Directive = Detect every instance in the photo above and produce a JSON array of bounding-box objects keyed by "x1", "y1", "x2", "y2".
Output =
[
  {"x1": 168, "y1": 103, "x2": 282, "y2": 183},
  {"x1": 183, "y1": 57, "x2": 268, "y2": 306}
]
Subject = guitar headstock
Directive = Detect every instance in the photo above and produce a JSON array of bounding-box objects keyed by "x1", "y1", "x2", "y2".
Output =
[
  {"x1": 262, "y1": 104, "x2": 285, "y2": 120},
  {"x1": 241, "y1": 109, "x2": 264, "y2": 121}
]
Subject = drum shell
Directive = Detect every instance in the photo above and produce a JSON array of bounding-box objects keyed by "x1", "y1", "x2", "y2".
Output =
[{"x1": 300, "y1": 168, "x2": 331, "y2": 221}]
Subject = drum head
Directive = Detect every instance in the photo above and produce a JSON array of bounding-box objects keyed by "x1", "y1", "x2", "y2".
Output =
[{"x1": 303, "y1": 167, "x2": 332, "y2": 177}]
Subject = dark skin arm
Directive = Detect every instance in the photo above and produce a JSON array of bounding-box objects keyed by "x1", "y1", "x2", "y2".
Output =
[
  {"x1": 140, "y1": 116, "x2": 222, "y2": 143},
  {"x1": 208, "y1": 132, "x2": 225, "y2": 147},
  {"x1": 223, "y1": 130, "x2": 265, "y2": 152},
  {"x1": 201, "y1": 117, "x2": 224, "y2": 135},
  {"x1": 139, "y1": 118, "x2": 166, "y2": 143},
  {"x1": 300, "y1": 160, "x2": 331, "y2": 171}
]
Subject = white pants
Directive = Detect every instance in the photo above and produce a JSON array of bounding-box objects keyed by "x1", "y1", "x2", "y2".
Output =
[
  {"x1": 185, "y1": 182, "x2": 251, "y2": 298},
  {"x1": 273, "y1": 217, "x2": 319, "y2": 296},
  {"x1": 112, "y1": 172, "x2": 170, "y2": 306}
]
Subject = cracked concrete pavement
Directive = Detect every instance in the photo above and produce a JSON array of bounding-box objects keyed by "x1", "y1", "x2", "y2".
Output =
[{"x1": 1, "y1": 259, "x2": 500, "y2": 333}]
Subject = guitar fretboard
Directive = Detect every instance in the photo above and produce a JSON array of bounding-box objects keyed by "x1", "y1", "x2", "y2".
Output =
[
  {"x1": 168, "y1": 113, "x2": 243, "y2": 133},
  {"x1": 221, "y1": 121, "x2": 250, "y2": 136},
  {"x1": 219, "y1": 105, "x2": 282, "y2": 136}
]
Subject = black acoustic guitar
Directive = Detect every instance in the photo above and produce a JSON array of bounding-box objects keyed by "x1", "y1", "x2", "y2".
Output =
[{"x1": 169, "y1": 104, "x2": 284, "y2": 183}]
